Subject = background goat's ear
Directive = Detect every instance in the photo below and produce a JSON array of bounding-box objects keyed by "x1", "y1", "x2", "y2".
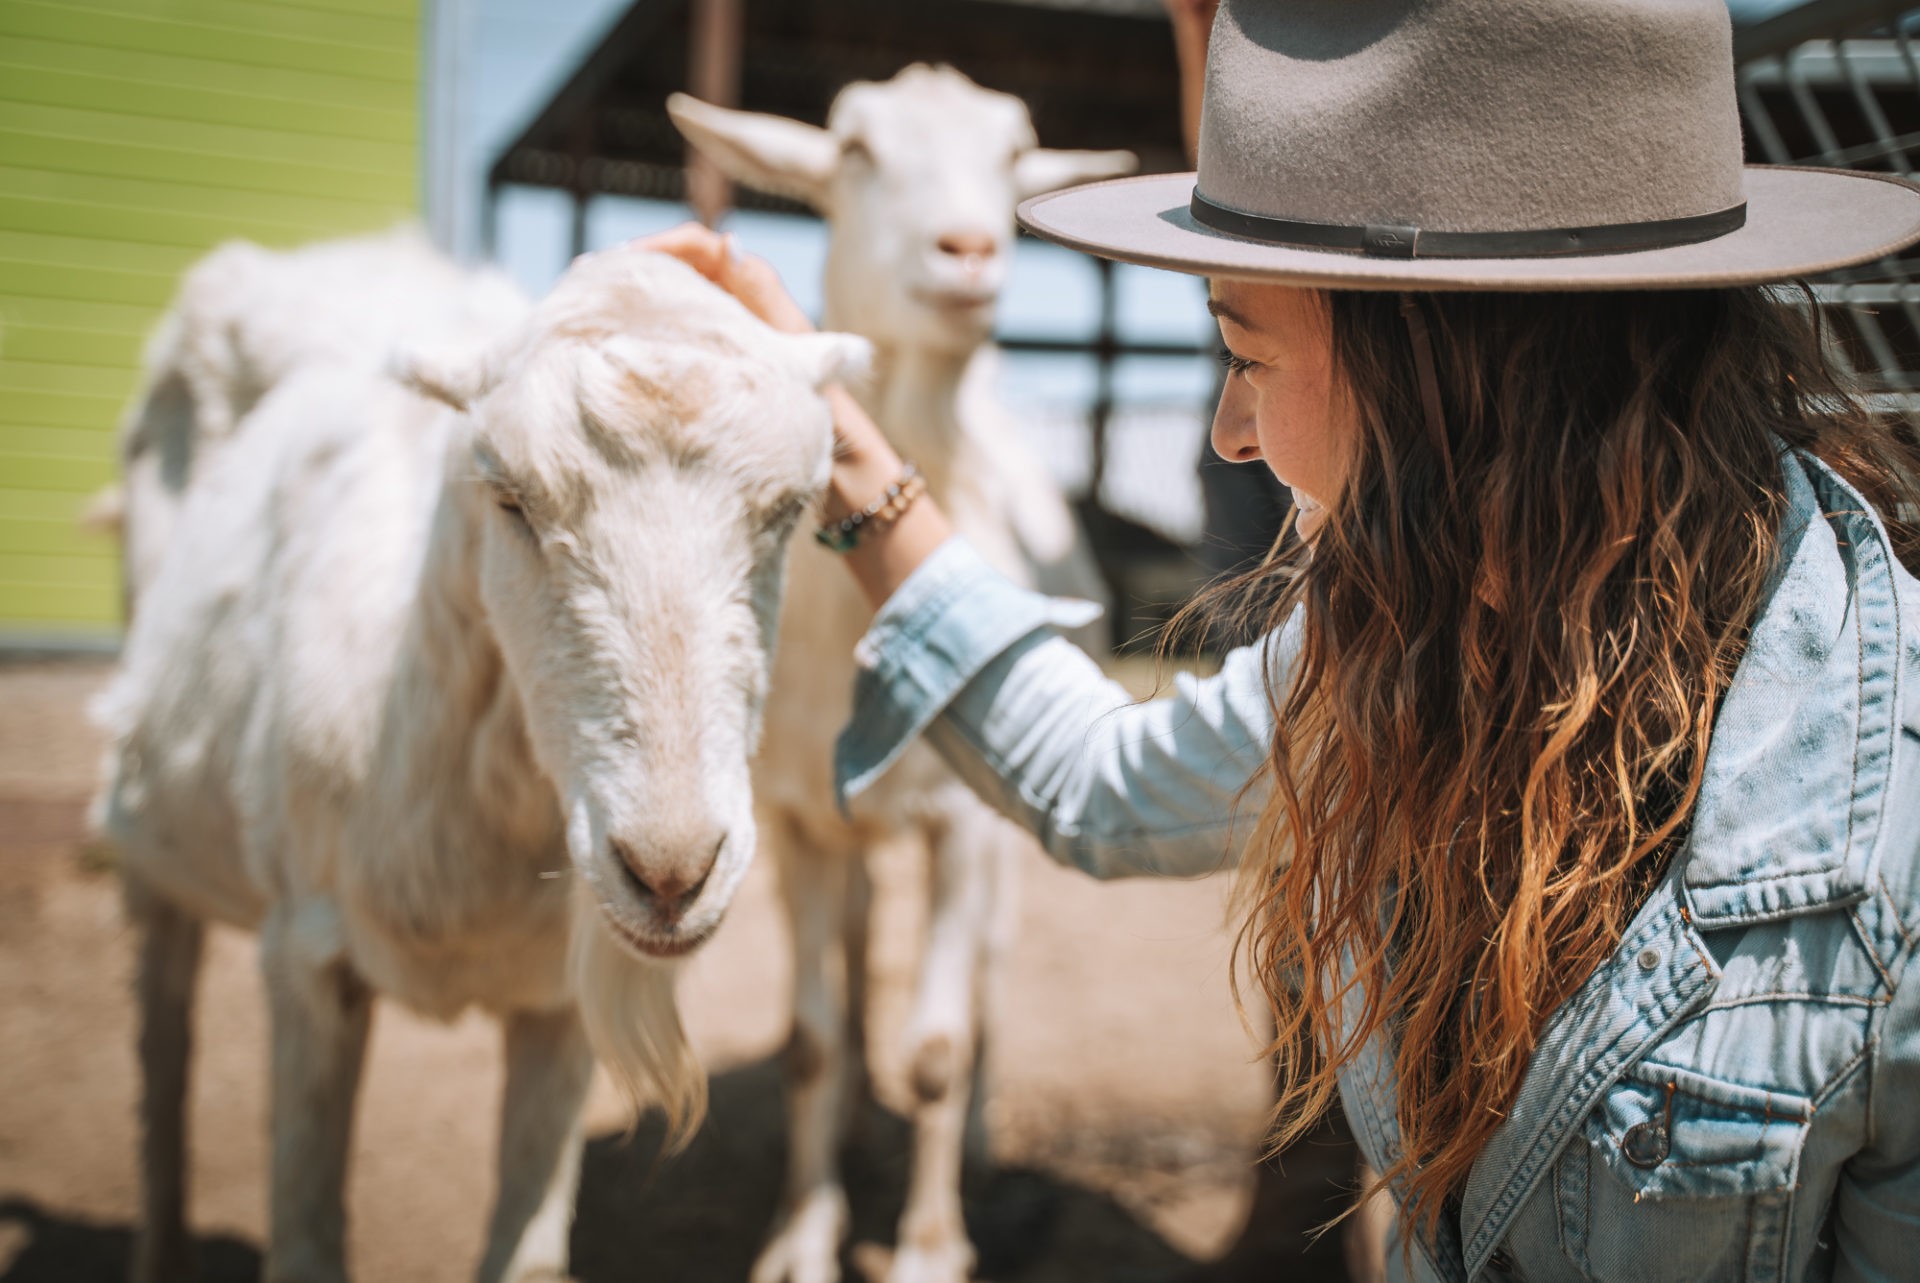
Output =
[
  {"x1": 666, "y1": 93, "x2": 840, "y2": 211},
  {"x1": 783, "y1": 331, "x2": 872, "y2": 390},
  {"x1": 1013, "y1": 147, "x2": 1139, "y2": 201},
  {"x1": 391, "y1": 346, "x2": 499, "y2": 412}
]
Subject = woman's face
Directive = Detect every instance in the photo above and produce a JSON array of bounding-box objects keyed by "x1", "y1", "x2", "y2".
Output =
[{"x1": 1209, "y1": 281, "x2": 1352, "y2": 542}]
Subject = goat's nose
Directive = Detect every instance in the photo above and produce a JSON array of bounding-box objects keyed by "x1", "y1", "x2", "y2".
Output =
[
  {"x1": 609, "y1": 835, "x2": 720, "y2": 918},
  {"x1": 935, "y1": 231, "x2": 999, "y2": 262}
]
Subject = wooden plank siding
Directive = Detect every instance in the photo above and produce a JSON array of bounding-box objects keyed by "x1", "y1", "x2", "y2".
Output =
[{"x1": 0, "y1": 0, "x2": 419, "y2": 640}]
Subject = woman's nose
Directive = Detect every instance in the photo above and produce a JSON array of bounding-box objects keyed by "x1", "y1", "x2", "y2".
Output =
[{"x1": 1209, "y1": 385, "x2": 1262, "y2": 464}]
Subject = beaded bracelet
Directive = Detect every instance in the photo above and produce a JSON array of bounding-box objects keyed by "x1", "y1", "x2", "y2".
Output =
[{"x1": 814, "y1": 461, "x2": 926, "y2": 553}]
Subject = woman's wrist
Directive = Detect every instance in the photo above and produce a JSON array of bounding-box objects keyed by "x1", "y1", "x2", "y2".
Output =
[
  {"x1": 820, "y1": 386, "x2": 902, "y2": 519},
  {"x1": 816, "y1": 386, "x2": 953, "y2": 608}
]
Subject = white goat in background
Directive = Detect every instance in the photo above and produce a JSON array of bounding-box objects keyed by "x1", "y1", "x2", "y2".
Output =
[
  {"x1": 104, "y1": 228, "x2": 524, "y2": 606},
  {"x1": 671, "y1": 66, "x2": 1135, "y2": 1283},
  {"x1": 95, "y1": 239, "x2": 867, "y2": 1283}
]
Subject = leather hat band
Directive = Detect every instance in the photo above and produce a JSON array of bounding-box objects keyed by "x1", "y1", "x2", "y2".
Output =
[{"x1": 1189, "y1": 191, "x2": 1749, "y2": 260}]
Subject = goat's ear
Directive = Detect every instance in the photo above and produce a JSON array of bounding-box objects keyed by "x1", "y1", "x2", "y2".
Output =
[
  {"x1": 390, "y1": 345, "x2": 501, "y2": 412},
  {"x1": 667, "y1": 93, "x2": 840, "y2": 211},
  {"x1": 1013, "y1": 148, "x2": 1139, "y2": 200},
  {"x1": 782, "y1": 331, "x2": 872, "y2": 390}
]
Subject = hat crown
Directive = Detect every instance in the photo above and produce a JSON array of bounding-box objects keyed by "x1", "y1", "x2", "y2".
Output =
[{"x1": 1197, "y1": 0, "x2": 1746, "y2": 236}]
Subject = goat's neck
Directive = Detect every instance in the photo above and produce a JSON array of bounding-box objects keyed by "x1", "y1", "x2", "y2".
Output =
[{"x1": 848, "y1": 340, "x2": 978, "y2": 504}]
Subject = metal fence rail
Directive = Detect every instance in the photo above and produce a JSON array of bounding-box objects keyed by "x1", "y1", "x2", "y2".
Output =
[{"x1": 1736, "y1": 1, "x2": 1920, "y2": 398}]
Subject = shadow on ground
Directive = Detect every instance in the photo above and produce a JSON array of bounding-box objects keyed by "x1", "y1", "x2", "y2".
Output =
[
  {"x1": 0, "y1": 1198, "x2": 261, "y2": 1283},
  {"x1": 0, "y1": 1058, "x2": 1199, "y2": 1283},
  {"x1": 573, "y1": 1055, "x2": 1199, "y2": 1283}
]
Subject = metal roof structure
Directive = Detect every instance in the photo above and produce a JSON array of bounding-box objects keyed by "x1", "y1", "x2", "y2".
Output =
[{"x1": 485, "y1": 0, "x2": 1185, "y2": 245}]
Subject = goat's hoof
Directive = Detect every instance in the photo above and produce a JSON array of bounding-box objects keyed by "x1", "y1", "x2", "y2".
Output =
[
  {"x1": 752, "y1": 1187, "x2": 849, "y2": 1283},
  {"x1": 884, "y1": 1238, "x2": 975, "y2": 1283}
]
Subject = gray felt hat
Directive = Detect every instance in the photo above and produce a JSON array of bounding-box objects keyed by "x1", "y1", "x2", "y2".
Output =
[{"x1": 1017, "y1": 0, "x2": 1920, "y2": 290}]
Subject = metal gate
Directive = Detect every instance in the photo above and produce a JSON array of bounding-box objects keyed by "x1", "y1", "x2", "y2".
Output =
[{"x1": 1736, "y1": 0, "x2": 1920, "y2": 403}]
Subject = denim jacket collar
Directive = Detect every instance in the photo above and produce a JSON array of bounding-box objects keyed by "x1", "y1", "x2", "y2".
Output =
[
  {"x1": 1394, "y1": 449, "x2": 1905, "y2": 1282},
  {"x1": 1679, "y1": 448, "x2": 1903, "y2": 926}
]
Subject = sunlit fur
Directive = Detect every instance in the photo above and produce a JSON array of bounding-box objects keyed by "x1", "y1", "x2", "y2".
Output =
[{"x1": 1178, "y1": 287, "x2": 1920, "y2": 1250}]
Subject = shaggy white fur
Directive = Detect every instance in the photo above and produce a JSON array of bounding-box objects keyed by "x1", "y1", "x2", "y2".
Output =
[{"x1": 95, "y1": 233, "x2": 867, "y2": 1283}]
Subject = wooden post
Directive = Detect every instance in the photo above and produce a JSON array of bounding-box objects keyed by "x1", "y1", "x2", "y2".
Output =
[{"x1": 687, "y1": 0, "x2": 744, "y2": 226}]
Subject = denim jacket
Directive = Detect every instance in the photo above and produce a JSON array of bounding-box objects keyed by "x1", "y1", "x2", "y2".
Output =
[{"x1": 835, "y1": 449, "x2": 1920, "y2": 1282}]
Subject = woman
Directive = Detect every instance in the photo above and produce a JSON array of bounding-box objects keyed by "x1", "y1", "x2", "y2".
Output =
[{"x1": 652, "y1": 1, "x2": 1920, "y2": 1278}]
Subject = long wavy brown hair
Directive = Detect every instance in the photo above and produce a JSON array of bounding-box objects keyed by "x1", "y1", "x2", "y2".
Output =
[{"x1": 1189, "y1": 285, "x2": 1920, "y2": 1245}]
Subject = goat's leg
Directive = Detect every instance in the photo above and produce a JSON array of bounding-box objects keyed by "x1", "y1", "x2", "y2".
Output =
[
  {"x1": 260, "y1": 907, "x2": 373, "y2": 1283},
  {"x1": 477, "y1": 1006, "x2": 593, "y2": 1283},
  {"x1": 841, "y1": 851, "x2": 874, "y2": 1132},
  {"x1": 754, "y1": 826, "x2": 857, "y2": 1283},
  {"x1": 128, "y1": 880, "x2": 205, "y2": 1283},
  {"x1": 888, "y1": 803, "x2": 1003, "y2": 1283}
]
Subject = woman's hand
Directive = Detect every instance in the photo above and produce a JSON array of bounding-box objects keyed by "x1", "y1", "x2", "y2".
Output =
[
  {"x1": 631, "y1": 223, "x2": 953, "y2": 607},
  {"x1": 628, "y1": 223, "x2": 815, "y2": 336}
]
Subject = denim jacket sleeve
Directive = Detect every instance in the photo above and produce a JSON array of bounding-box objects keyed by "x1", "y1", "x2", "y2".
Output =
[{"x1": 833, "y1": 536, "x2": 1289, "y2": 880}]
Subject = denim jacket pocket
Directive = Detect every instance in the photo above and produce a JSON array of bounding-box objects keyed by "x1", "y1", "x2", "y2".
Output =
[{"x1": 1553, "y1": 1063, "x2": 1812, "y2": 1282}]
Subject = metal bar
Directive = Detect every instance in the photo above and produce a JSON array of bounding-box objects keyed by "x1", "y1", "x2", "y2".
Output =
[
  {"x1": 1837, "y1": 36, "x2": 1914, "y2": 170},
  {"x1": 1738, "y1": 59, "x2": 1796, "y2": 163},
  {"x1": 1786, "y1": 42, "x2": 1849, "y2": 163},
  {"x1": 687, "y1": 0, "x2": 744, "y2": 226},
  {"x1": 1089, "y1": 255, "x2": 1117, "y2": 504},
  {"x1": 480, "y1": 178, "x2": 500, "y2": 262},
  {"x1": 1734, "y1": 0, "x2": 1908, "y2": 63}
]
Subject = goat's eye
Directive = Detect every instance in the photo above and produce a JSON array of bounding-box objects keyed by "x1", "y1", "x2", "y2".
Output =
[{"x1": 486, "y1": 484, "x2": 531, "y2": 528}]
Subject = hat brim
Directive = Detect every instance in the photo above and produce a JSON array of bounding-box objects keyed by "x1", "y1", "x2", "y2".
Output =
[{"x1": 1017, "y1": 165, "x2": 1920, "y2": 291}]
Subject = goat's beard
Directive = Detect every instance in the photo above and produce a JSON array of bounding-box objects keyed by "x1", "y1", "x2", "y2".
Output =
[{"x1": 566, "y1": 882, "x2": 706, "y2": 1147}]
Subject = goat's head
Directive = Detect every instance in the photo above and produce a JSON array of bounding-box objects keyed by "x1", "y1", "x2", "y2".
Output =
[
  {"x1": 669, "y1": 65, "x2": 1137, "y2": 355},
  {"x1": 403, "y1": 247, "x2": 867, "y2": 962}
]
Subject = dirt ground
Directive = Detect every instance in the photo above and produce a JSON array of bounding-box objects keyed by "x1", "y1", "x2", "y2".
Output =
[{"x1": 0, "y1": 657, "x2": 1316, "y2": 1283}]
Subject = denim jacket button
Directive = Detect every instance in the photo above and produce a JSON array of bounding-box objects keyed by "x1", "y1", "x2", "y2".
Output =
[
  {"x1": 1622, "y1": 1119, "x2": 1671, "y2": 1167},
  {"x1": 1636, "y1": 945, "x2": 1662, "y2": 971}
]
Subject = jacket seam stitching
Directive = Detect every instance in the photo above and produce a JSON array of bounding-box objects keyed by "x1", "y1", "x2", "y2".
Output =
[
  {"x1": 1702, "y1": 991, "x2": 1882, "y2": 1011},
  {"x1": 1878, "y1": 873, "x2": 1915, "y2": 950},
  {"x1": 1850, "y1": 907, "x2": 1897, "y2": 996}
]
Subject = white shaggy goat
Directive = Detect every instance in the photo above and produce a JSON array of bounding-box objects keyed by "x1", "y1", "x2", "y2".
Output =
[
  {"x1": 94, "y1": 239, "x2": 867, "y2": 1283},
  {"x1": 671, "y1": 66, "x2": 1135, "y2": 1283},
  {"x1": 105, "y1": 227, "x2": 524, "y2": 606}
]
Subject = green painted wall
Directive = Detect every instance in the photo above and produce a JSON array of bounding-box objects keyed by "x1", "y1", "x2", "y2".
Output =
[{"x1": 0, "y1": 0, "x2": 420, "y2": 641}]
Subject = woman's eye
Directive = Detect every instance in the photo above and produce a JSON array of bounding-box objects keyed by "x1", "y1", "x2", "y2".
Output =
[{"x1": 1217, "y1": 346, "x2": 1258, "y2": 376}]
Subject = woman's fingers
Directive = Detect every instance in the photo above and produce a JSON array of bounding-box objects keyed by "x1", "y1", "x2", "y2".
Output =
[
  {"x1": 628, "y1": 222, "x2": 814, "y2": 335},
  {"x1": 628, "y1": 223, "x2": 730, "y2": 280},
  {"x1": 718, "y1": 249, "x2": 815, "y2": 335}
]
